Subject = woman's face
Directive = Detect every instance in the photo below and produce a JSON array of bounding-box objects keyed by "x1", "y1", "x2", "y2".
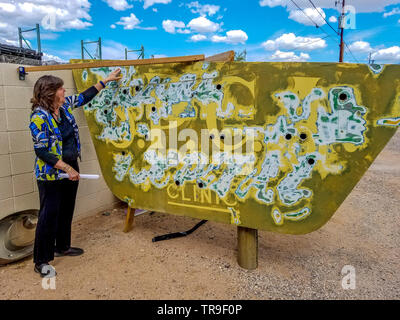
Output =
[{"x1": 54, "y1": 86, "x2": 66, "y2": 107}]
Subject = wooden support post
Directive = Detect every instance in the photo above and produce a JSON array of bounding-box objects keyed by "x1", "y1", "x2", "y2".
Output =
[
  {"x1": 237, "y1": 226, "x2": 258, "y2": 270},
  {"x1": 123, "y1": 206, "x2": 135, "y2": 233}
]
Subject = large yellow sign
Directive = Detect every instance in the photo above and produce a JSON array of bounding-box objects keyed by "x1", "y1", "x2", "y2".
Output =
[{"x1": 72, "y1": 61, "x2": 400, "y2": 234}]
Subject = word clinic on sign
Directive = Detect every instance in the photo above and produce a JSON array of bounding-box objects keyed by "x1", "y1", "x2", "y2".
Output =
[
  {"x1": 167, "y1": 182, "x2": 239, "y2": 207},
  {"x1": 156, "y1": 304, "x2": 243, "y2": 317}
]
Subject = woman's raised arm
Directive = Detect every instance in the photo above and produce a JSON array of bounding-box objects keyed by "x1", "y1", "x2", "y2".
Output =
[{"x1": 65, "y1": 68, "x2": 122, "y2": 110}]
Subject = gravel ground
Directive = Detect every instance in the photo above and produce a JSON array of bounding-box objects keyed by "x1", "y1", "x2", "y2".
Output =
[{"x1": 0, "y1": 132, "x2": 399, "y2": 300}]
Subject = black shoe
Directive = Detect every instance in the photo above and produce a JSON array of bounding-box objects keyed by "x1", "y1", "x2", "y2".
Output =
[
  {"x1": 54, "y1": 247, "x2": 84, "y2": 257},
  {"x1": 34, "y1": 263, "x2": 57, "y2": 278}
]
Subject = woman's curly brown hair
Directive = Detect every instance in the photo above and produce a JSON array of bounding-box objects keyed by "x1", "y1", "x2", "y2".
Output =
[{"x1": 31, "y1": 75, "x2": 64, "y2": 112}]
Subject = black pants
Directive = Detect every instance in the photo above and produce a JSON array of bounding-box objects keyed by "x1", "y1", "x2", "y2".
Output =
[{"x1": 33, "y1": 160, "x2": 79, "y2": 265}]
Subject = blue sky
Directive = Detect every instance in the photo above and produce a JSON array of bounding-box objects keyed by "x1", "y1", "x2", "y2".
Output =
[{"x1": 0, "y1": 0, "x2": 400, "y2": 64}]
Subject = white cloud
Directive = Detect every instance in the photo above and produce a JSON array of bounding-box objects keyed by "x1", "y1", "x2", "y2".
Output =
[
  {"x1": 259, "y1": 0, "x2": 285, "y2": 7},
  {"x1": 289, "y1": 7, "x2": 326, "y2": 26},
  {"x1": 262, "y1": 33, "x2": 327, "y2": 51},
  {"x1": 115, "y1": 13, "x2": 156, "y2": 30},
  {"x1": 101, "y1": 40, "x2": 156, "y2": 60},
  {"x1": 162, "y1": 16, "x2": 224, "y2": 39},
  {"x1": 186, "y1": 2, "x2": 220, "y2": 16},
  {"x1": 0, "y1": 38, "x2": 20, "y2": 46},
  {"x1": 39, "y1": 32, "x2": 60, "y2": 40},
  {"x1": 259, "y1": 0, "x2": 400, "y2": 13},
  {"x1": 268, "y1": 50, "x2": 310, "y2": 62},
  {"x1": 49, "y1": 48, "x2": 81, "y2": 60},
  {"x1": 162, "y1": 20, "x2": 188, "y2": 34},
  {"x1": 383, "y1": 7, "x2": 400, "y2": 17},
  {"x1": 101, "y1": 40, "x2": 128, "y2": 59},
  {"x1": 329, "y1": 15, "x2": 338, "y2": 23},
  {"x1": 348, "y1": 41, "x2": 372, "y2": 53},
  {"x1": 0, "y1": 2, "x2": 16, "y2": 12},
  {"x1": 110, "y1": 24, "x2": 116, "y2": 29},
  {"x1": 187, "y1": 16, "x2": 220, "y2": 33},
  {"x1": 0, "y1": 21, "x2": 9, "y2": 32},
  {"x1": 116, "y1": 13, "x2": 140, "y2": 29},
  {"x1": 143, "y1": 0, "x2": 172, "y2": 9},
  {"x1": 371, "y1": 46, "x2": 400, "y2": 63},
  {"x1": 42, "y1": 52, "x2": 67, "y2": 63},
  {"x1": 103, "y1": 0, "x2": 133, "y2": 11},
  {"x1": 139, "y1": 26, "x2": 158, "y2": 30},
  {"x1": 211, "y1": 30, "x2": 248, "y2": 44},
  {"x1": 0, "y1": 0, "x2": 92, "y2": 43},
  {"x1": 190, "y1": 34, "x2": 207, "y2": 42}
]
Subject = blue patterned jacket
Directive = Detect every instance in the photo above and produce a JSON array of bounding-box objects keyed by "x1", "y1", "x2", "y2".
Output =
[{"x1": 29, "y1": 94, "x2": 87, "y2": 181}]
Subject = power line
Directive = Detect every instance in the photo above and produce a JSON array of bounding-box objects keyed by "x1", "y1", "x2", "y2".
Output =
[
  {"x1": 289, "y1": 0, "x2": 340, "y2": 54},
  {"x1": 320, "y1": 31, "x2": 340, "y2": 47},
  {"x1": 297, "y1": 34, "x2": 331, "y2": 50},
  {"x1": 288, "y1": 0, "x2": 339, "y2": 43},
  {"x1": 307, "y1": 0, "x2": 339, "y2": 35},
  {"x1": 289, "y1": 0, "x2": 360, "y2": 63},
  {"x1": 289, "y1": 0, "x2": 322, "y2": 27},
  {"x1": 343, "y1": 41, "x2": 360, "y2": 63}
]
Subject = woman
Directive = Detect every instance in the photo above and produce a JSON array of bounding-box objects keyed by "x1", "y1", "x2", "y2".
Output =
[{"x1": 29, "y1": 68, "x2": 121, "y2": 277}]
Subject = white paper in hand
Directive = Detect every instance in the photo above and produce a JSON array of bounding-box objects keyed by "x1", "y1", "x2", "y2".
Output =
[{"x1": 59, "y1": 173, "x2": 100, "y2": 180}]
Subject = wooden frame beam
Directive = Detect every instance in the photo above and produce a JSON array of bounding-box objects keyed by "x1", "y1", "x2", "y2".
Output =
[
  {"x1": 205, "y1": 50, "x2": 235, "y2": 62},
  {"x1": 23, "y1": 54, "x2": 205, "y2": 72},
  {"x1": 21, "y1": 51, "x2": 235, "y2": 73}
]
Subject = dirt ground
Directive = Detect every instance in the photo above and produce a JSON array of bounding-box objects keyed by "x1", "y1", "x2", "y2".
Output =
[{"x1": 1, "y1": 132, "x2": 399, "y2": 300}]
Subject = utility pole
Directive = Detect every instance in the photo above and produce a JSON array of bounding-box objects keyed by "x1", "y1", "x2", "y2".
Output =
[{"x1": 338, "y1": 0, "x2": 346, "y2": 62}]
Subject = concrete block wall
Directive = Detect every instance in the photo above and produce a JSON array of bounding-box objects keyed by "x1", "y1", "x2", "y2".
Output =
[{"x1": 0, "y1": 63, "x2": 122, "y2": 221}]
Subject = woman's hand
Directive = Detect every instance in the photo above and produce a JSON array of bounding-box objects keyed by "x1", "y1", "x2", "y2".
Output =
[
  {"x1": 105, "y1": 68, "x2": 122, "y2": 83},
  {"x1": 67, "y1": 167, "x2": 80, "y2": 181},
  {"x1": 54, "y1": 160, "x2": 80, "y2": 181}
]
